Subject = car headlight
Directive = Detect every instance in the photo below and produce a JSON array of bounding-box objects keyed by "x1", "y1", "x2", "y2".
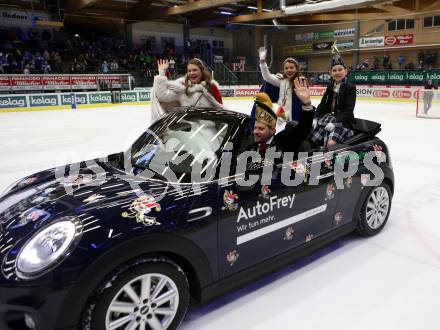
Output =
[{"x1": 16, "y1": 219, "x2": 77, "y2": 279}]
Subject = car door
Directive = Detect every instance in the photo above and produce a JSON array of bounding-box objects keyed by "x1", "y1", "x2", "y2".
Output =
[
  {"x1": 331, "y1": 142, "x2": 379, "y2": 228},
  {"x1": 217, "y1": 150, "x2": 337, "y2": 278}
]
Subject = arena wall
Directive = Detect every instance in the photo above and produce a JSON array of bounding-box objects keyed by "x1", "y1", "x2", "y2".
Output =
[{"x1": 0, "y1": 85, "x2": 430, "y2": 113}]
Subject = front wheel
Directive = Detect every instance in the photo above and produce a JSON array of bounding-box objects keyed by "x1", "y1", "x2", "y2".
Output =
[
  {"x1": 83, "y1": 257, "x2": 190, "y2": 330},
  {"x1": 357, "y1": 183, "x2": 392, "y2": 236}
]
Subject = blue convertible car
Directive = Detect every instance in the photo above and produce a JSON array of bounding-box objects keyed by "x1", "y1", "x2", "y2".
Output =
[{"x1": 0, "y1": 108, "x2": 393, "y2": 330}]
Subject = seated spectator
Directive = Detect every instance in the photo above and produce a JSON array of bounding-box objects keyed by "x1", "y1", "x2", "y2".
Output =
[
  {"x1": 110, "y1": 59, "x2": 119, "y2": 72},
  {"x1": 23, "y1": 64, "x2": 30, "y2": 74},
  {"x1": 42, "y1": 60, "x2": 51, "y2": 74},
  {"x1": 361, "y1": 58, "x2": 369, "y2": 70},
  {"x1": 405, "y1": 61, "x2": 415, "y2": 70},
  {"x1": 383, "y1": 54, "x2": 390, "y2": 69},
  {"x1": 0, "y1": 52, "x2": 6, "y2": 73},
  {"x1": 43, "y1": 49, "x2": 50, "y2": 61},
  {"x1": 102, "y1": 60, "x2": 109, "y2": 74},
  {"x1": 397, "y1": 55, "x2": 405, "y2": 69}
]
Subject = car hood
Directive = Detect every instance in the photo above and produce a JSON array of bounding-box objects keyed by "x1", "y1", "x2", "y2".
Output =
[{"x1": 0, "y1": 159, "x2": 188, "y2": 238}]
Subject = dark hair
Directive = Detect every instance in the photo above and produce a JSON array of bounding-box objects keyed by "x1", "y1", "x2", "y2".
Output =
[
  {"x1": 282, "y1": 58, "x2": 300, "y2": 84},
  {"x1": 185, "y1": 58, "x2": 214, "y2": 96}
]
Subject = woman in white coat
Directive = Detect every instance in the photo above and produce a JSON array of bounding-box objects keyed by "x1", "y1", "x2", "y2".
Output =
[
  {"x1": 258, "y1": 47, "x2": 305, "y2": 122},
  {"x1": 152, "y1": 58, "x2": 223, "y2": 122}
]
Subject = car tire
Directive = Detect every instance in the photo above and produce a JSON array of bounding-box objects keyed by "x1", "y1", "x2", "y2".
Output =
[
  {"x1": 82, "y1": 257, "x2": 190, "y2": 330},
  {"x1": 357, "y1": 182, "x2": 392, "y2": 236}
]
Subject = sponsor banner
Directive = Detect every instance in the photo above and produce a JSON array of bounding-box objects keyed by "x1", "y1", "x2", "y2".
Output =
[
  {"x1": 0, "y1": 74, "x2": 129, "y2": 92},
  {"x1": 314, "y1": 31, "x2": 334, "y2": 40},
  {"x1": 387, "y1": 71, "x2": 405, "y2": 83},
  {"x1": 121, "y1": 91, "x2": 138, "y2": 103},
  {"x1": 42, "y1": 76, "x2": 71, "y2": 90},
  {"x1": 88, "y1": 92, "x2": 111, "y2": 104},
  {"x1": 97, "y1": 76, "x2": 122, "y2": 89},
  {"x1": 351, "y1": 72, "x2": 371, "y2": 83},
  {"x1": 1, "y1": 9, "x2": 50, "y2": 28},
  {"x1": 138, "y1": 90, "x2": 151, "y2": 101},
  {"x1": 295, "y1": 32, "x2": 314, "y2": 43},
  {"x1": 283, "y1": 44, "x2": 313, "y2": 55},
  {"x1": 427, "y1": 72, "x2": 440, "y2": 80},
  {"x1": 60, "y1": 93, "x2": 88, "y2": 105},
  {"x1": 214, "y1": 55, "x2": 223, "y2": 63},
  {"x1": 359, "y1": 36, "x2": 384, "y2": 48},
  {"x1": 309, "y1": 87, "x2": 326, "y2": 96},
  {"x1": 30, "y1": 94, "x2": 58, "y2": 107},
  {"x1": 0, "y1": 76, "x2": 10, "y2": 91},
  {"x1": 406, "y1": 72, "x2": 425, "y2": 83},
  {"x1": 313, "y1": 41, "x2": 332, "y2": 51},
  {"x1": 337, "y1": 40, "x2": 354, "y2": 49},
  {"x1": 334, "y1": 28, "x2": 355, "y2": 38},
  {"x1": 71, "y1": 76, "x2": 97, "y2": 90},
  {"x1": 384, "y1": 34, "x2": 413, "y2": 46},
  {"x1": 350, "y1": 71, "x2": 440, "y2": 84},
  {"x1": 10, "y1": 76, "x2": 42, "y2": 91},
  {"x1": 220, "y1": 89, "x2": 234, "y2": 97},
  {"x1": 392, "y1": 90, "x2": 412, "y2": 99},
  {"x1": 0, "y1": 95, "x2": 27, "y2": 108},
  {"x1": 373, "y1": 89, "x2": 391, "y2": 98},
  {"x1": 371, "y1": 72, "x2": 387, "y2": 84},
  {"x1": 356, "y1": 87, "x2": 417, "y2": 100},
  {"x1": 234, "y1": 88, "x2": 259, "y2": 97}
]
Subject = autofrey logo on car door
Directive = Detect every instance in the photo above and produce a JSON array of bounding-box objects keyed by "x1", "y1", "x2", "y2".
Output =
[
  {"x1": 234, "y1": 191, "x2": 297, "y2": 245},
  {"x1": 218, "y1": 177, "x2": 325, "y2": 276}
]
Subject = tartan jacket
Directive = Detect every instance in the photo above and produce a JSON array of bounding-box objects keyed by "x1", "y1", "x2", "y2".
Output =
[{"x1": 316, "y1": 80, "x2": 356, "y2": 128}]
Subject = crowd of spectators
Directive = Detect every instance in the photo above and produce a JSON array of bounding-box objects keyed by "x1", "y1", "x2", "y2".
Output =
[
  {"x1": 354, "y1": 51, "x2": 438, "y2": 71},
  {"x1": 0, "y1": 27, "x2": 188, "y2": 83},
  {"x1": 0, "y1": 28, "x2": 65, "y2": 74}
]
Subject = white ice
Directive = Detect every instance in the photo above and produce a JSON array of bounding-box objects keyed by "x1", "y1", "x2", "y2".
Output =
[{"x1": 1, "y1": 98, "x2": 439, "y2": 330}]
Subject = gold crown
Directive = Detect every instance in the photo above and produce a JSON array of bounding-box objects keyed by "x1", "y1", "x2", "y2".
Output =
[{"x1": 255, "y1": 93, "x2": 276, "y2": 129}]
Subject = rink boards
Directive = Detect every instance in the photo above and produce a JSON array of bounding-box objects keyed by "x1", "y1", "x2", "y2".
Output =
[{"x1": 0, "y1": 85, "x2": 434, "y2": 112}]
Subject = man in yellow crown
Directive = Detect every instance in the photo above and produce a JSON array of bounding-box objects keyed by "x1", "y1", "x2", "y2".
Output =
[{"x1": 250, "y1": 87, "x2": 314, "y2": 159}]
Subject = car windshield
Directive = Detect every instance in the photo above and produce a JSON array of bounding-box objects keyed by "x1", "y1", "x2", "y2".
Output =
[{"x1": 129, "y1": 112, "x2": 233, "y2": 183}]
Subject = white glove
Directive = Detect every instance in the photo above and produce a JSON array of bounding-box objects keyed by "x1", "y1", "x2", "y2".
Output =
[
  {"x1": 325, "y1": 123, "x2": 335, "y2": 132},
  {"x1": 258, "y1": 47, "x2": 267, "y2": 61}
]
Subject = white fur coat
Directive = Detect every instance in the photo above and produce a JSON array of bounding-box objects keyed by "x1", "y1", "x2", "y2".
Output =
[{"x1": 151, "y1": 75, "x2": 224, "y2": 122}]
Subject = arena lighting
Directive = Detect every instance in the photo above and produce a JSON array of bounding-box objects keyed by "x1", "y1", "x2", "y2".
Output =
[
  {"x1": 247, "y1": 6, "x2": 272, "y2": 12},
  {"x1": 272, "y1": 18, "x2": 287, "y2": 30},
  {"x1": 283, "y1": 0, "x2": 378, "y2": 14},
  {"x1": 220, "y1": 11, "x2": 233, "y2": 15},
  {"x1": 111, "y1": 0, "x2": 138, "y2": 3}
]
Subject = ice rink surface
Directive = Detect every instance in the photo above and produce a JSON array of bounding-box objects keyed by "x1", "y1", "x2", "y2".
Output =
[{"x1": 1, "y1": 98, "x2": 440, "y2": 330}]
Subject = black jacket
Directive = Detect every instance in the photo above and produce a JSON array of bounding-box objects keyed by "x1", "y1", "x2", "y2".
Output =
[
  {"x1": 247, "y1": 108, "x2": 314, "y2": 156},
  {"x1": 316, "y1": 80, "x2": 356, "y2": 128},
  {"x1": 424, "y1": 82, "x2": 438, "y2": 90}
]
